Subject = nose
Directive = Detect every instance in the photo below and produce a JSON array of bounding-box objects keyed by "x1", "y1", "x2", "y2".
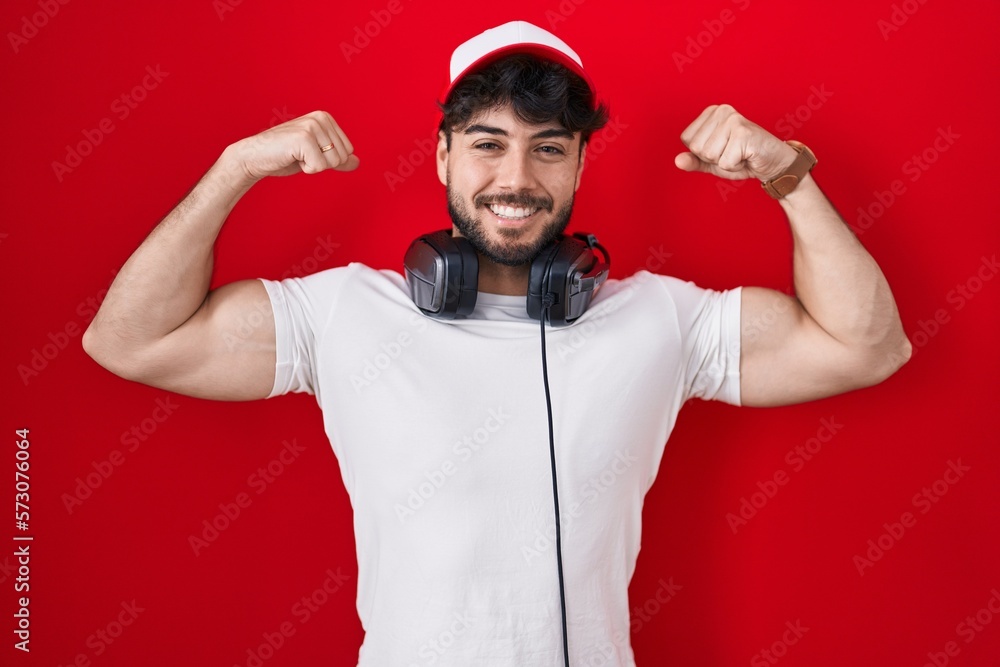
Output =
[{"x1": 494, "y1": 147, "x2": 538, "y2": 192}]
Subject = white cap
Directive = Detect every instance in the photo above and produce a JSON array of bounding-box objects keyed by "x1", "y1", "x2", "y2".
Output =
[{"x1": 443, "y1": 20, "x2": 597, "y2": 108}]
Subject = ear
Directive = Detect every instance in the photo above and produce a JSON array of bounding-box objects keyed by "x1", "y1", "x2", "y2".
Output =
[
  {"x1": 436, "y1": 131, "x2": 449, "y2": 186},
  {"x1": 574, "y1": 142, "x2": 587, "y2": 192}
]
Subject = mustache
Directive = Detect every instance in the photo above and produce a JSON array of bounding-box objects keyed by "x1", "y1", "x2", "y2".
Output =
[{"x1": 474, "y1": 192, "x2": 553, "y2": 212}]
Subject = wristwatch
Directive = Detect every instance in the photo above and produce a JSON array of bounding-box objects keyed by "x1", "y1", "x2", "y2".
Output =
[{"x1": 761, "y1": 140, "x2": 816, "y2": 199}]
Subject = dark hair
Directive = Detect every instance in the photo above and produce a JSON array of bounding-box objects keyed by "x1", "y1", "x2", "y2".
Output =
[{"x1": 437, "y1": 54, "x2": 609, "y2": 150}]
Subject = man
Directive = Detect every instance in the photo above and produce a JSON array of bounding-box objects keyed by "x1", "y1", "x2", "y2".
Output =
[{"x1": 83, "y1": 20, "x2": 910, "y2": 667}]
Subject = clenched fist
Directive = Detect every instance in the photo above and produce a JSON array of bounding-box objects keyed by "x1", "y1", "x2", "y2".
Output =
[
  {"x1": 674, "y1": 104, "x2": 798, "y2": 183},
  {"x1": 226, "y1": 110, "x2": 359, "y2": 184}
]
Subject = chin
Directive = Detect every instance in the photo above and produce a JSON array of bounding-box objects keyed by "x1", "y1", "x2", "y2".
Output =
[{"x1": 446, "y1": 183, "x2": 575, "y2": 266}]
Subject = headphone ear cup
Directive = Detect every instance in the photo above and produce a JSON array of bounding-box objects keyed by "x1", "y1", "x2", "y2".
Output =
[
  {"x1": 527, "y1": 240, "x2": 562, "y2": 322},
  {"x1": 527, "y1": 235, "x2": 609, "y2": 326},
  {"x1": 404, "y1": 230, "x2": 479, "y2": 319}
]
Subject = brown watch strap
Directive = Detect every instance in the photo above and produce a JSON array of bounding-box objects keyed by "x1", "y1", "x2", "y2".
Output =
[{"x1": 761, "y1": 140, "x2": 817, "y2": 199}]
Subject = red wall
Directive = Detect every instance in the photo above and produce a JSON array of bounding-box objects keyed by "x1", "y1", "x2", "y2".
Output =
[{"x1": 4, "y1": 1, "x2": 999, "y2": 665}]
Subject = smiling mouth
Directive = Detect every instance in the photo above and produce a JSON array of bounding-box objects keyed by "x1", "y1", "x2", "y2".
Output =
[{"x1": 486, "y1": 203, "x2": 541, "y2": 220}]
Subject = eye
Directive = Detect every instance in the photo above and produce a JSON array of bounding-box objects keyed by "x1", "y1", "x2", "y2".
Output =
[
  {"x1": 474, "y1": 141, "x2": 500, "y2": 151},
  {"x1": 538, "y1": 145, "x2": 565, "y2": 155}
]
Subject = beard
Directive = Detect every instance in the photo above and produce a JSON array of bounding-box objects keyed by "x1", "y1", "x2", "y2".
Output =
[{"x1": 446, "y1": 182, "x2": 575, "y2": 267}]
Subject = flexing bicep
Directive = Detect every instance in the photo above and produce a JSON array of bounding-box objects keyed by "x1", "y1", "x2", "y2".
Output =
[
  {"x1": 123, "y1": 279, "x2": 277, "y2": 401},
  {"x1": 739, "y1": 286, "x2": 881, "y2": 407}
]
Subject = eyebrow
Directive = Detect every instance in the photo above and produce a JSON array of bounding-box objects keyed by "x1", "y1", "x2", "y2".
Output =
[{"x1": 463, "y1": 124, "x2": 575, "y2": 141}]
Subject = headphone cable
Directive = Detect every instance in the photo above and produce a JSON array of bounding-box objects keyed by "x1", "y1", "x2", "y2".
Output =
[{"x1": 540, "y1": 295, "x2": 570, "y2": 667}]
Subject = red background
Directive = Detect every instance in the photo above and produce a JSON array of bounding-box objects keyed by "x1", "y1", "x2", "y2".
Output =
[{"x1": 3, "y1": 0, "x2": 999, "y2": 665}]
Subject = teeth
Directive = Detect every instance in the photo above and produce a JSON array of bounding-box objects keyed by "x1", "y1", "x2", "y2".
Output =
[{"x1": 489, "y1": 204, "x2": 537, "y2": 219}]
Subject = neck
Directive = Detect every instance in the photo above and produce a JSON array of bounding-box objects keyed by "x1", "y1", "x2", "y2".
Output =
[{"x1": 476, "y1": 257, "x2": 530, "y2": 296}]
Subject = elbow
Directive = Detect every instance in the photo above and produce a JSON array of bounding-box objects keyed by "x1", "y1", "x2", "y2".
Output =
[
  {"x1": 81, "y1": 323, "x2": 99, "y2": 360},
  {"x1": 82, "y1": 322, "x2": 120, "y2": 375},
  {"x1": 859, "y1": 330, "x2": 912, "y2": 387},
  {"x1": 81, "y1": 322, "x2": 104, "y2": 366},
  {"x1": 881, "y1": 334, "x2": 912, "y2": 377},
  {"x1": 895, "y1": 335, "x2": 914, "y2": 368},
  {"x1": 82, "y1": 321, "x2": 146, "y2": 382}
]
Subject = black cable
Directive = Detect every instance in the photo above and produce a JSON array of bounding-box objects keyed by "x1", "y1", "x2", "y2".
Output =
[{"x1": 540, "y1": 295, "x2": 570, "y2": 667}]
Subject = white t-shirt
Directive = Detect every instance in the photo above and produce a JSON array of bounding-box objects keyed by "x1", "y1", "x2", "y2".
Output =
[{"x1": 260, "y1": 263, "x2": 742, "y2": 667}]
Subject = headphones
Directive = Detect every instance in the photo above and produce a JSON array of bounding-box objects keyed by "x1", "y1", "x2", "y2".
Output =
[{"x1": 403, "y1": 230, "x2": 610, "y2": 326}]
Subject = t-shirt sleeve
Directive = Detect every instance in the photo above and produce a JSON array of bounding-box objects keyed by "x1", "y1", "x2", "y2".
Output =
[
  {"x1": 658, "y1": 276, "x2": 742, "y2": 406},
  {"x1": 258, "y1": 267, "x2": 349, "y2": 399}
]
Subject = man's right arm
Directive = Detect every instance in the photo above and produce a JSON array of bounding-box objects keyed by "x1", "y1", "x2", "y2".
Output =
[{"x1": 82, "y1": 111, "x2": 358, "y2": 401}]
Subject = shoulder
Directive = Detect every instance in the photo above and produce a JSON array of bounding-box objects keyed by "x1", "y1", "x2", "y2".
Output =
[
  {"x1": 259, "y1": 263, "x2": 414, "y2": 330},
  {"x1": 594, "y1": 270, "x2": 713, "y2": 306},
  {"x1": 263, "y1": 262, "x2": 407, "y2": 295},
  {"x1": 591, "y1": 270, "x2": 741, "y2": 324}
]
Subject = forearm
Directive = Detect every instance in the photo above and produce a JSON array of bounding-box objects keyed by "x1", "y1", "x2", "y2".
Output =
[
  {"x1": 778, "y1": 173, "x2": 909, "y2": 355},
  {"x1": 85, "y1": 146, "x2": 253, "y2": 356}
]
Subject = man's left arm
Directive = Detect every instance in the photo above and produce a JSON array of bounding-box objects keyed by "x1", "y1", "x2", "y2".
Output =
[{"x1": 675, "y1": 104, "x2": 912, "y2": 407}]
